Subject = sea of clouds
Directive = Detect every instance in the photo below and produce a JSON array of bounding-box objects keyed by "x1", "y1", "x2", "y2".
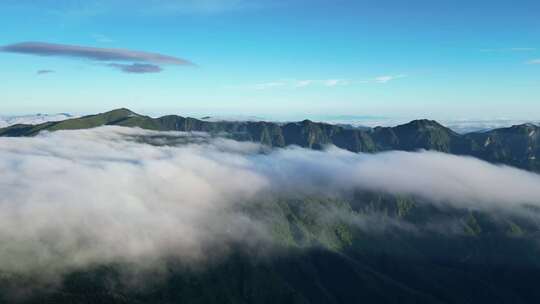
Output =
[
  {"x1": 0, "y1": 126, "x2": 539, "y2": 276},
  {"x1": 0, "y1": 113, "x2": 75, "y2": 128}
]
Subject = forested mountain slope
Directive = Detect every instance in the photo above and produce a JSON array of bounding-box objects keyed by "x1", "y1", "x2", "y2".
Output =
[{"x1": 1, "y1": 108, "x2": 538, "y2": 171}]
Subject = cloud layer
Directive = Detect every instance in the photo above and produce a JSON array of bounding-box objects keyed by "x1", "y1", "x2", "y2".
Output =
[
  {"x1": 0, "y1": 127, "x2": 539, "y2": 276},
  {"x1": 0, "y1": 113, "x2": 75, "y2": 128}
]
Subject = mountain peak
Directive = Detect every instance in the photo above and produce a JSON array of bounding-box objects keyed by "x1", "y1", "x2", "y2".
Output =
[
  {"x1": 396, "y1": 119, "x2": 449, "y2": 132},
  {"x1": 105, "y1": 108, "x2": 140, "y2": 117},
  {"x1": 410, "y1": 119, "x2": 442, "y2": 126}
]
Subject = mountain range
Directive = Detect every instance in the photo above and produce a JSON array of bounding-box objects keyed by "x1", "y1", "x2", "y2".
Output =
[
  {"x1": 1, "y1": 108, "x2": 538, "y2": 172},
  {"x1": 1, "y1": 109, "x2": 540, "y2": 303}
]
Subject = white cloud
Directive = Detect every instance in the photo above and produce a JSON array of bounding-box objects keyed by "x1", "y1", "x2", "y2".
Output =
[
  {"x1": 1, "y1": 127, "x2": 539, "y2": 276},
  {"x1": 0, "y1": 113, "x2": 76, "y2": 128},
  {"x1": 231, "y1": 75, "x2": 406, "y2": 90},
  {"x1": 374, "y1": 74, "x2": 406, "y2": 84},
  {"x1": 229, "y1": 79, "x2": 351, "y2": 90},
  {"x1": 481, "y1": 48, "x2": 537, "y2": 52},
  {"x1": 510, "y1": 48, "x2": 536, "y2": 51},
  {"x1": 295, "y1": 80, "x2": 314, "y2": 87},
  {"x1": 528, "y1": 59, "x2": 540, "y2": 64},
  {"x1": 253, "y1": 81, "x2": 286, "y2": 90},
  {"x1": 442, "y1": 119, "x2": 539, "y2": 133},
  {"x1": 323, "y1": 79, "x2": 349, "y2": 87},
  {"x1": 91, "y1": 33, "x2": 114, "y2": 43}
]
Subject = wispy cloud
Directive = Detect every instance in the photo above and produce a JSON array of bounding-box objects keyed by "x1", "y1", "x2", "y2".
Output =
[
  {"x1": 528, "y1": 59, "x2": 540, "y2": 65},
  {"x1": 15, "y1": 0, "x2": 274, "y2": 18},
  {"x1": 254, "y1": 82, "x2": 287, "y2": 90},
  {"x1": 230, "y1": 75, "x2": 405, "y2": 90},
  {"x1": 91, "y1": 33, "x2": 114, "y2": 43},
  {"x1": 373, "y1": 74, "x2": 406, "y2": 84},
  {"x1": 293, "y1": 79, "x2": 350, "y2": 88},
  {"x1": 510, "y1": 48, "x2": 537, "y2": 51},
  {"x1": 240, "y1": 79, "x2": 351, "y2": 90},
  {"x1": 480, "y1": 47, "x2": 537, "y2": 52},
  {"x1": 323, "y1": 79, "x2": 350, "y2": 87},
  {"x1": 36, "y1": 69, "x2": 55, "y2": 75},
  {"x1": 108, "y1": 63, "x2": 162, "y2": 74}
]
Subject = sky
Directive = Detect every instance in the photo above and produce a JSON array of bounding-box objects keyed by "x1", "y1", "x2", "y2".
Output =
[{"x1": 1, "y1": 0, "x2": 540, "y2": 120}]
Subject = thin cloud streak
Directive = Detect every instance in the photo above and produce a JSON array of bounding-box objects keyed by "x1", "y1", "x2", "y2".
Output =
[
  {"x1": 108, "y1": 63, "x2": 162, "y2": 74},
  {"x1": 36, "y1": 69, "x2": 55, "y2": 75},
  {"x1": 91, "y1": 33, "x2": 114, "y2": 43},
  {"x1": 374, "y1": 74, "x2": 406, "y2": 84},
  {"x1": 230, "y1": 76, "x2": 405, "y2": 90},
  {"x1": 480, "y1": 47, "x2": 537, "y2": 52},
  {"x1": 510, "y1": 47, "x2": 537, "y2": 51},
  {"x1": 25, "y1": 0, "x2": 274, "y2": 17},
  {"x1": 1, "y1": 41, "x2": 194, "y2": 65}
]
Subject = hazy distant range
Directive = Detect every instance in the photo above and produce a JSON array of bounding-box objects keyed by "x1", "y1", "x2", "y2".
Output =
[{"x1": 1, "y1": 113, "x2": 538, "y2": 134}]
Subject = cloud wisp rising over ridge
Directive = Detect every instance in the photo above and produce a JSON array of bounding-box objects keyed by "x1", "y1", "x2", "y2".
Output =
[{"x1": 0, "y1": 127, "x2": 540, "y2": 276}]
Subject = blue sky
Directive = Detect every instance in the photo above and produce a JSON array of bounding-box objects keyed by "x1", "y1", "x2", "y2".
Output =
[{"x1": 1, "y1": 0, "x2": 540, "y2": 120}]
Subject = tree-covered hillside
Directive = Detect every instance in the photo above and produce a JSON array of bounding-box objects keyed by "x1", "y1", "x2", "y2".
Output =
[
  {"x1": 3, "y1": 192, "x2": 540, "y2": 304},
  {"x1": 1, "y1": 110, "x2": 540, "y2": 303},
  {"x1": 2, "y1": 108, "x2": 538, "y2": 172}
]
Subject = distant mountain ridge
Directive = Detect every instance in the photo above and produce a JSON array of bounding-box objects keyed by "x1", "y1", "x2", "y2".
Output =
[{"x1": 1, "y1": 108, "x2": 539, "y2": 172}]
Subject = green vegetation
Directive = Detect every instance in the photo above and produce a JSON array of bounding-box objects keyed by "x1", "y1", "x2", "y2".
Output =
[
  {"x1": 2, "y1": 108, "x2": 538, "y2": 172},
  {"x1": 462, "y1": 213, "x2": 482, "y2": 236},
  {"x1": 3, "y1": 192, "x2": 540, "y2": 303},
  {"x1": 1, "y1": 109, "x2": 540, "y2": 303}
]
